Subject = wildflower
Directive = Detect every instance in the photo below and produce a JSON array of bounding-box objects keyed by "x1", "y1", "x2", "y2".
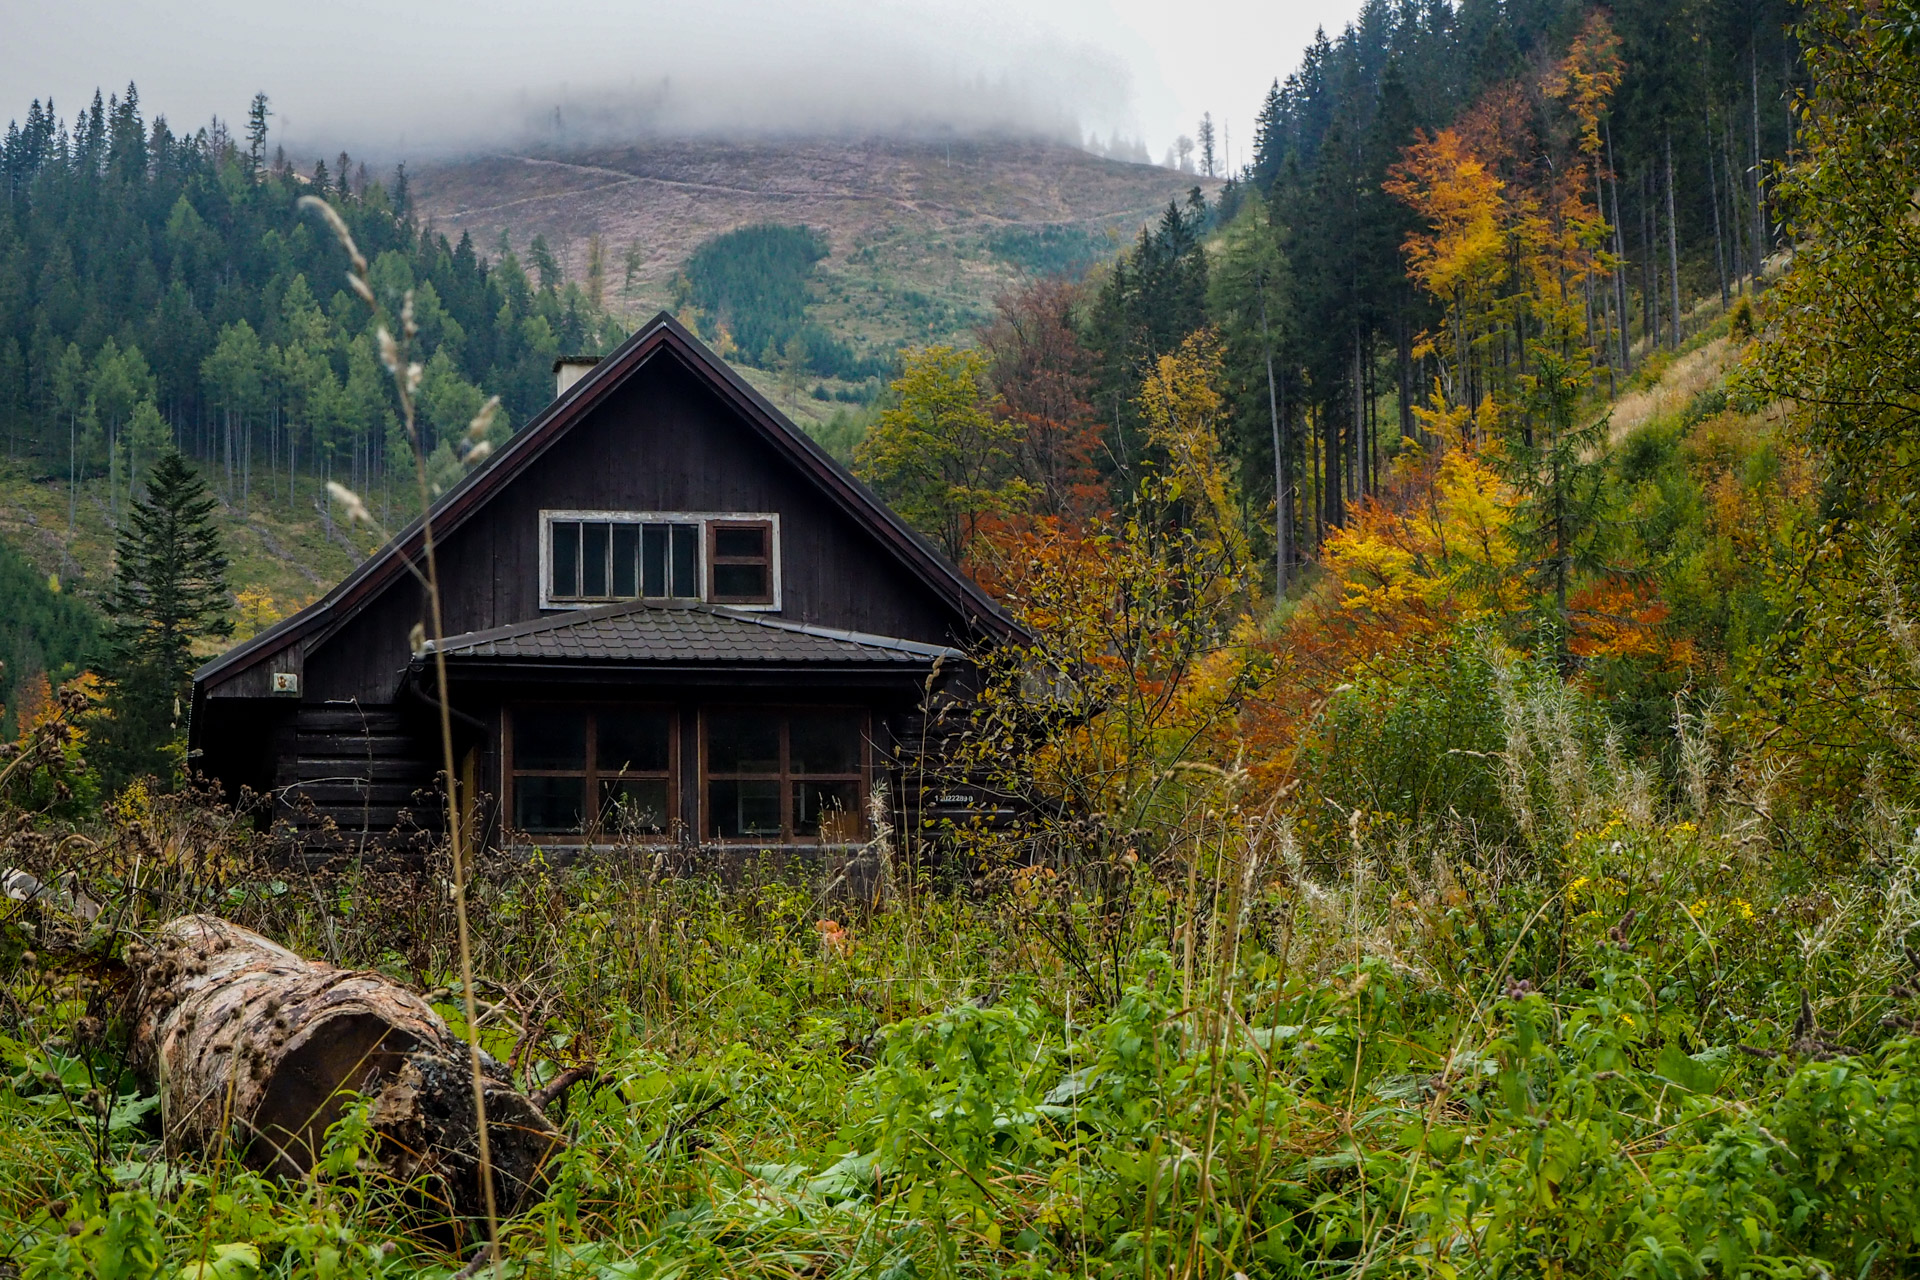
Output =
[
  {"x1": 816, "y1": 919, "x2": 851, "y2": 957},
  {"x1": 1732, "y1": 897, "x2": 1755, "y2": 921}
]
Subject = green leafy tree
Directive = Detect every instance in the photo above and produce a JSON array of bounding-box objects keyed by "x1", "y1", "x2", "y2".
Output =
[
  {"x1": 98, "y1": 449, "x2": 231, "y2": 787},
  {"x1": 855, "y1": 347, "x2": 1027, "y2": 565},
  {"x1": 1744, "y1": 0, "x2": 1920, "y2": 801},
  {"x1": 124, "y1": 399, "x2": 171, "y2": 492}
]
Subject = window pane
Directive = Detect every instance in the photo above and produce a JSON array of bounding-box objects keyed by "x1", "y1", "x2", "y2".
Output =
[
  {"x1": 515, "y1": 776, "x2": 584, "y2": 833},
  {"x1": 612, "y1": 524, "x2": 639, "y2": 597},
  {"x1": 715, "y1": 525, "x2": 767, "y2": 558},
  {"x1": 515, "y1": 710, "x2": 587, "y2": 770},
  {"x1": 581, "y1": 521, "x2": 611, "y2": 597},
  {"x1": 551, "y1": 521, "x2": 580, "y2": 598},
  {"x1": 713, "y1": 562, "x2": 769, "y2": 601},
  {"x1": 642, "y1": 525, "x2": 667, "y2": 597},
  {"x1": 790, "y1": 711, "x2": 862, "y2": 774},
  {"x1": 670, "y1": 524, "x2": 699, "y2": 598},
  {"x1": 710, "y1": 779, "x2": 782, "y2": 839},
  {"x1": 795, "y1": 780, "x2": 863, "y2": 839},
  {"x1": 598, "y1": 709, "x2": 670, "y2": 773},
  {"x1": 600, "y1": 778, "x2": 670, "y2": 834},
  {"x1": 707, "y1": 711, "x2": 780, "y2": 773}
]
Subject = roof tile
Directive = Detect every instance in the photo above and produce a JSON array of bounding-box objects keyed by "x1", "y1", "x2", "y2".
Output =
[{"x1": 425, "y1": 600, "x2": 960, "y2": 667}]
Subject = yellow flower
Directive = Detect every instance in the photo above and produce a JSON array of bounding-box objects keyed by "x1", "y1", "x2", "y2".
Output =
[{"x1": 1732, "y1": 897, "x2": 1755, "y2": 921}]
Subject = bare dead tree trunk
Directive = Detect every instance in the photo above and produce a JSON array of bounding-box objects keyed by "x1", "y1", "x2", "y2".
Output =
[
  {"x1": 125, "y1": 916, "x2": 564, "y2": 1229},
  {"x1": 1665, "y1": 132, "x2": 1682, "y2": 348},
  {"x1": 1708, "y1": 111, "x2": 1728, "y2": 309},
  {"x1": 1259, "y1": 292, "x2": 1287, "y2": 596},
  {"x1": 1751, "y1": 46, "x2": 1767, "y2": 279}
]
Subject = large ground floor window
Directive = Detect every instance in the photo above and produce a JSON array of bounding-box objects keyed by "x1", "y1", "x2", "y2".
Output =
[
  {"x1": 504, "y1": 704, "x2": 872, "y2": 844},
  {"x1": 508, "y1": 706, "x2": 676, "y2": 837},
  {"x1": 704, "y1": 708, "x2": 868, "y2": 843}
]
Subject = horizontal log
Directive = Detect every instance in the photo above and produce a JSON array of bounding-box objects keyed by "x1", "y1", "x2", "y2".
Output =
[
  {"x1": 281, "y1": 782, "x2": 435, "y2": 806},
  {"x1": 294, "y1": 709, "x2": 410, "y2": 733},
  {"x1": 273, "y1": 804, "x2": 443, "y2": 831},
  {"x1": 126, "y1": 916, "x2": 562, "y2": 1231},
  {"x1": 291, "y1": 757, "x2": 439, "y2": 781}
]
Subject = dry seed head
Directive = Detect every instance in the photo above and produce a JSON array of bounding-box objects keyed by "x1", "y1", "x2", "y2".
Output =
[
  {"x1": 467, "y1": 396, "x2": 501, "y2": 441},
  {"x1": 401, "y1": 290, "x2": 418, "y2": 339},
  {"x1": 405, "y1": 362, "x2": 423, "y2": 396},
  {"x1": 297, "y1": 195, "x2": 366, "y2": 273},
  {"x1": 326, "y1": 481, "x2": 372, "y2": 525},
  {"x1": 464, "y1": 440, "x2": 492, "y2": 465},
  {"x1": 348, "y1": 272, "x2": 375, "y2": 305},
  {"x1": 377, "y1": 328, "x2": 400, "y2": 374}
]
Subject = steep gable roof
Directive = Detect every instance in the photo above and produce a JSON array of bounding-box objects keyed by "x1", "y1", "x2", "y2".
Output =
[{"x1": 196, "y1": 312, "x2": 1019, "y2": 692}]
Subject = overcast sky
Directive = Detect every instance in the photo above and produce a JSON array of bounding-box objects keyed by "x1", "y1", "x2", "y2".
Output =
[{"x1": 0, "y1": 0, "x2": 1366, "y2": 165}]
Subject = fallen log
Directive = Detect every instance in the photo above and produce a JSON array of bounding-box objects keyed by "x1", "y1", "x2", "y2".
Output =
[{"x1": 124, "y1": 915, "x2": 564, "y2": 1224}]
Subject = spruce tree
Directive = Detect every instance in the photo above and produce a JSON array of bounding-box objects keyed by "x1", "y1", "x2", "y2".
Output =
[
  {"x1": 244, "y1": 92, "x2": 271, "y2": 173},
  {"x1": 1500, "y1": 346, "x2": 1612, "y2": 668},
  {"x1": 100, "y1": 449, "x2": 231, "y2": 786}
]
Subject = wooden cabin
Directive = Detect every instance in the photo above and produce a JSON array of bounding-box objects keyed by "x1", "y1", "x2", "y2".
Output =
[{"x1": 189, "y1": 313, "x2": 1020, "y2": 855}]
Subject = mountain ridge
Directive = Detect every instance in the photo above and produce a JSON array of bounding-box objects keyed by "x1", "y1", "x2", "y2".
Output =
[{"x1": 411, "y1": 134, "x2": 1220, "y2": 361}]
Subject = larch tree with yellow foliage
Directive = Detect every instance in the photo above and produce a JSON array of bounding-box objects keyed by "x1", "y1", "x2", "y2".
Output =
[
  {"x1": 855, "y1": 346, "x2": 1028, "y2": 566},
  {"x1": 939, "y1": 330, "x2": 1266, "y2": 867}
]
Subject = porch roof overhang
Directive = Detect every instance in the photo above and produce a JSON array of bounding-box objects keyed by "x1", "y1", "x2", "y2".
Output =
[{"x1": 412, "y1": 599, "x2": 964, "y2": 686}]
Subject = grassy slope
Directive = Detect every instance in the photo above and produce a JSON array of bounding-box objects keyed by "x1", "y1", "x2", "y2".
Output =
[
  {"x1": 411, "y1": 135, "x2": 1214, "y2": 359},
  {"x1": 0, "y1": 456, "x2": 379, "y2": 649}
]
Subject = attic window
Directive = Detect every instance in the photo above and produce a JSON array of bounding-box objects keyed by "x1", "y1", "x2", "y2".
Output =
[
  {"x1": 546, "y1": 513, "x2": 777, "y2": 607},
  {"x1": 708, "y1": 521, "x2": 773, "y2": 604}
]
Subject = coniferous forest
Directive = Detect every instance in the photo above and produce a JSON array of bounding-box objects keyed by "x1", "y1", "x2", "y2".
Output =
[
  {"x1": 19, "y1": 0, "x2": 1920, "y2": 1275},
  {"x1": 0, "y1": 87, "x2": 623, "y2": 525}
]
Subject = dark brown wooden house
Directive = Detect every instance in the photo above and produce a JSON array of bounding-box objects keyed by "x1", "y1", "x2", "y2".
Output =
[{"x1": 189, "y1": 313, "x2": 1019, "y2": 854}]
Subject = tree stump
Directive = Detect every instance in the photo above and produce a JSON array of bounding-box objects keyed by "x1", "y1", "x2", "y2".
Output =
[{"x1": 124, "y1": 915, "x2": 563, "y2": 1224}]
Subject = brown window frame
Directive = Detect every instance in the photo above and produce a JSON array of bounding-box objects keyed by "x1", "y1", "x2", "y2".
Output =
[
  {"x1": 701, "y1": 707, "x2": 870, "y2": 844},
  {"x1": 706, "y1": 519, "x2": 775, "y2": 606},
  {"x1": 504, "y1": 704, "x2": 679, "y2": 842}
]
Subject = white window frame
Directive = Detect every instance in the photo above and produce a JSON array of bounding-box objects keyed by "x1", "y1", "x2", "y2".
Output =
[{"x1": 539, "y1": 510, "x2": 782, "y2": 612}]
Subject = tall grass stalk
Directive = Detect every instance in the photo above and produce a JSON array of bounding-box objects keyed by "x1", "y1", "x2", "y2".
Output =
[{"x1": 300, "y1": 194, "x2": 504, "y2": 1267}]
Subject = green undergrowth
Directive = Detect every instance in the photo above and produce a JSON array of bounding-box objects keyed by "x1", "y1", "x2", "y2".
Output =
[{"x1": 5, "y1": 784, "x2": 1920, "y2": 1279}]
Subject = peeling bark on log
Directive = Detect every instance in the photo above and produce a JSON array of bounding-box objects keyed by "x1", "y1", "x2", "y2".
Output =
[{"x1": 125, "y1": 915, "x2": 562, "y2": 1223}]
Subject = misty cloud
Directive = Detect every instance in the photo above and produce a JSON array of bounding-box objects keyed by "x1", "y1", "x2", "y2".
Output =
[{"x1": 2, "y1": 0, "x2": 1144, "y2": 160}]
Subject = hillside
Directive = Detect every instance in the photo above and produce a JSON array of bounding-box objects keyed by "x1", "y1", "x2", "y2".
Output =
[
  {"x1": 0, "y1": 459, "x2": 376, "y2": 654},
  {"x1": 410, "y1": 135, "x2": 1216, "y2": 366}
]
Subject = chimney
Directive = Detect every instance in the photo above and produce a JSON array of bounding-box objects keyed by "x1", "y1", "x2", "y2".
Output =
[{"x1": 553, "y1": 355, "x2": 601, "y2": 398}]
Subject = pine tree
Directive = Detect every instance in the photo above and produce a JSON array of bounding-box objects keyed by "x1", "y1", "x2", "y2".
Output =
[
  {"x1": 244, "y1": 92, "x2": 270, "y2": 174},
  {"x1": 99, "y1": 449, "x2": 231, "y2": 786},
  {"x1": 1198, "y1": 113, "x2": 1218, "y2": 178}
]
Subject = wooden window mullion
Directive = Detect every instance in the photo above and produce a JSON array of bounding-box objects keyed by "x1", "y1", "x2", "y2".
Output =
[{"x1": 780, "y1": 717, "x2": 792, "y2": 842}]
